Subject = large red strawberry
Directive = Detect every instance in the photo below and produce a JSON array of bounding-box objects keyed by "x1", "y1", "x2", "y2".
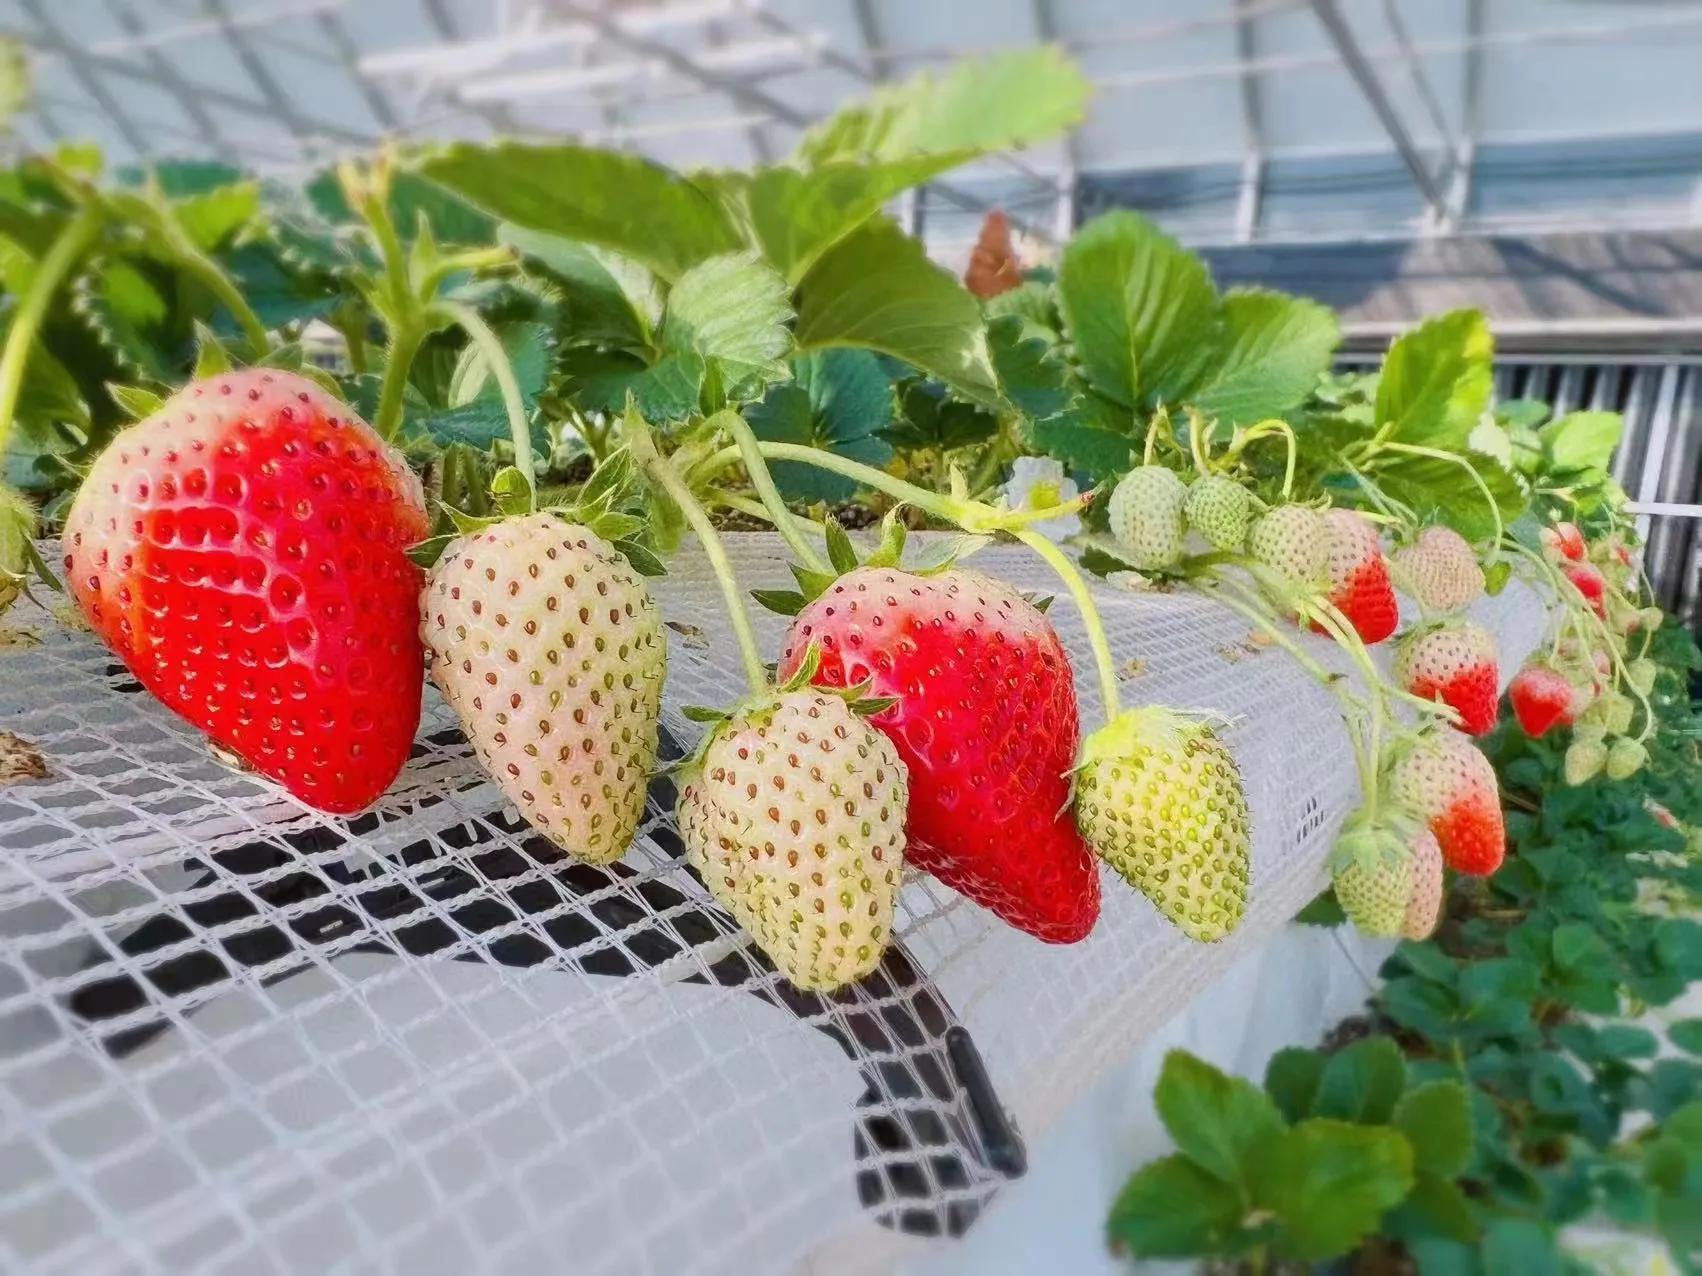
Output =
[
  {"x1": 64, "y1": 370, "x2": 430, "y2": 813},
  {"x1": 1394, "y1": 619, "x2": 1500, "y2": 736},
  {"x1": 778, "y1": 566, "x2": 1100, "y2": 942},
  {"x1": 1508, "y1": 663, "x2": 1578, "y2": 738},
  {"x1": 1314, "y1": 509, "x2": 1398, "y2": 644},
  {"x1": 1541, "y1": 521, "x2": 1586, "y2": 563}
]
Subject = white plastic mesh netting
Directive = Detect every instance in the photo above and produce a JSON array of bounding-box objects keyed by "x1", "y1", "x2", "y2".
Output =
[{"x1": 0, "y1": 534, "x2": 1550, "y2": 1275}]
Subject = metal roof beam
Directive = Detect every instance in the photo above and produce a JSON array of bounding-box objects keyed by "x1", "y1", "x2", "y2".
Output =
[
  {"x1": 102, "y1": 0, "x2": 240, "y2": 163},
  {"x1": 1307, "y1": 0, "x2": 1446, "y2": 216},
  {"x1": 18, "y1": 0, "x2": 152, "y2": 158},
  {"x1": 545, "y1": 0, "x2": 1050, "y2": 242},
  {"x1": 1234, "y1": 0, "x2": 1265, "y2": 241}
]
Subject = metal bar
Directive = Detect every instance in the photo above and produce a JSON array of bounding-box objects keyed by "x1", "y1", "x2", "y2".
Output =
[
  {"x1": 18, "y1": 0, "x2": 152, "y2": 158},
  {"x1": 315, "y1": 10, "x2": 401, "y2": 131},
  {"x1": 4, "y1": 20, "x2": 375, "y2": 146},
  {"x1": 1234, "y1": 0, "x2": 1264, "y2": 241},
  {"x1": 102, "y1": 0, "x2": 239, "y2": 163},
  {"x1": 1033, "y1": 0, "x2": 1079, "y2": 239},
  {"x1": 1307, "y1": 0, "x2": 1446, "y2": 215},
  {"x1": 200, "y1": 0, "x2": 318, "y2": 142},
  {"x1": 1628, "y1": 502, "x2": 1702, "y2": 519}
]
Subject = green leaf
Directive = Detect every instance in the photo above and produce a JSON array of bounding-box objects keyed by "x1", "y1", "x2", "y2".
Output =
[
  {"x1": 172, "y1": 180, "x2": 260, "y2": 251},
  {"x1": 1551, "y1": 921, "x2": 1610, "y2": 970},
  {"x1": 1373, "y1": 309, "x2": 1493, "y2": 449},
  {"x1": 1027, "y1": 408, "x2": 1136, "y2": 482},
  {"x1": 192, "y1": 322, "x2": 232, "y2": 378},
  {"x1": 707, "y1": 158, "x2": 958, "y2": 285},
  {"x1": 796, "y1": 47, "x2": 1090, "y2": 166},
  {"x1": 1670, "y1": 1020, "x2": 1702, "y2": 1055},
  {"x1": 1265, "y1": 1047, "x2": 1326, "y2": 1123},
  {"x1": 1294, "y1": 888, "x2": 1347, "y2": 926},
  {"x1": 501, "y1": 224, "x2": 658, "y2": 350},
  {"x1": 794, "y1": 217, "x2": 997, "y2": 405},
  {"x1": 884, "y1": 382, "x2": 998, "y2": 454},
  {"x1": 612, "y1": 537, "x2": 666, "y2": 577},
  {"x1": 988, "y1": 313, "x2": 1071, "y2": 421},
  {"x1": 1106, "y1": 1154, "x2": 1252, "y2": 1259},
  {"x1": 1393, "y1": 1081, "x2": 1473, "y2": 1176},
  {"x1": 745, "y1": 350, "x2": 892, "y2": 502},
  {"x1": 1191, "y1": 289, "x2": 1338, "y2": 426},
  {"x1": 1594, "y1": 1025, "x2": 1658, "y2": 1059},
  {"x1": 661, "y1": 252, "x2": 793, "y2": 402},
  {"x1": 1374, "y1": 448, "x2": 1527, "y2": 542},
  {"x1": 1312, "y1": 1037, "x2": 1407, "y2": 1125},
  {"x1": 1058, "y1": 210, "x2": 1221, "y2": 412},
  {"x1": 448, "y1": 321, "x2": 552, "y2": 407},
  {"x1": 417, "y1": 143, "x2": 741, "y2": 282},
  {"x1": 107, "y1": 382, "x2": 164, "y2": 421},
  {"x1": 1539, "y1": 410, "x2": 1622, "y2": 477},
  {"x1": 560, "y1": 346, "x2": 704, "y2": 423},
  {"x1": 1151, "y1": 1050, "x2": 1285, "y2": 1188},
  {"x1": 1252, "y1": 1119, "x2": 1414, "y2": 1261},
  {"x1": 1401, "y1": 1171, "x2": 1481, "y2": 1244},
  {"x1": 1496, "y1": 398, "x2": 1551, "y2": 429},
  {"x1": 1481, "y1": 1218, "x2": 1563, "y2": 1276}
]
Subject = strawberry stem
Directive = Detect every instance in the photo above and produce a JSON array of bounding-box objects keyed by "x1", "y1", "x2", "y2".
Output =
[
  {"x1": 431, "y1": 301, "x2": 533, "y2": 509},
  {"x1": 1379, "y1": 442, "x2": 1503, "y2": 554},
  {"x1": 630, "y1": 420, "x2": 767, "y2": 696},
  {"x1": 0, "y1": 203, "x2": 103, "y2": 461},
  {"x1": 1009, "y1": 527, "x2": 1120, "y2": 723},
  {"x1": 713, "y1": 410, "x2": 829, "y2": 574}
]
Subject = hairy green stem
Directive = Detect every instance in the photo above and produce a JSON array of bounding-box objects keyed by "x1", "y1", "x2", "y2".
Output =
[
  {"x1": 1380, "y1": 442, "x2": 1503, "y2": 551},
  {"x1": 718, "y1": 412, "x2": 828, "y2": 574},
  {"x1": 172, "y1": 237, "x2": 269, "y2": 354},
  {"x1": 373, "y1": 322, "x2": 423, "y2": 442},
  {"x1": 1010, "y1": 527, "x2": 1120, "y2": 724},
  {"x1": 642, "y1": 453, "x2": 767, "y2": 696},
  {"x1": 1232, "y1": 419, "x2": 1298, "y2": 499},
  {"x1": 433, "y1": 301, "x2": 532, "y2": 507},
  {"x1": 0, "y1": 204, "x2": 103, "y2": 459}
]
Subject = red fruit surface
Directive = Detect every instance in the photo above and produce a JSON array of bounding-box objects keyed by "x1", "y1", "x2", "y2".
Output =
[
  {"x1": 1394, "y1": 621, "x2": 1500, "y2": 736},
  {"x1": 1392, "y1": 733, "x2": 1505, "y2": 876},
  {"x1": 1508, "y1": 665, "x2": 1577, "y2": 737},
  {"x1": 1314, "y1": 509, "x2": 1398, "y2": 644},
  {"x1": 64, "y1": 370, "x2": 430, "y2": 814},
  {"x1": 1563, "y1": 562, "x2": 1607, "y2": 618},
  {"x1": 778, "y1": 566, "x2": 1100, "y2": 943},
  {"x1": 1542, "y1": 521, "x2": 1586, "y2": 562}
]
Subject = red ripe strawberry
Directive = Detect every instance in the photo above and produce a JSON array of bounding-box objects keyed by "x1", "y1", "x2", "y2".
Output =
[
  {"x1": 1314, "y1": 509, "x2": 1398, "y2": 644},
  {"x1": 1508, "y1": 664, "x2": 1577, "y2": 738},
  {"x1": 1541, "y1": 521, "x2": 1586, "y2": 563},
  {"x1": 1563, "y1": 561, "x2": 1607, "y2": 619},
  {"x1": 1393, "y1": 620, "x2": 1500, "y2": 736},
  {"x1": 64, "y1": 370, "x2": 430, "y2": 813},
  {"x1": 1392, "y1": 733, "x2": 1505, "y2": 875},
  {"x1": 778, "y1": 566, "x2": 1100, "y2": 943}
]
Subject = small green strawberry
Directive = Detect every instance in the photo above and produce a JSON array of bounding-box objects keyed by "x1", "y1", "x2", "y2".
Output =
[
  {"x1": 1627, "y1": 658, "x2": 1657, "y2": 695},
  {"x1": 0, "y1": 484, "x2": 37, "y2": 617},
  {"x1": 1572, "y1": 719, "x2": 1608, "y2": 747},
  {"x1": 1247, "y1": 505, "x2": 1331, "y2": 597},
  {"x1": 423, "y1": 512, "x2": 666, "y2": 863},
  {"x1": 1108, "y1": 465, "x2": 1188, "y2": 571},
  {"x1": 1601, "y1": 690, "x2": 1635, "y2": 736},
  {"x1": 1332, "y1": 827, "x2": 1413, "y2": 939},
  {"x1": 679, "y1": 687, "x2": 908, "y2": 991},
  {"x1": 1564, "y1": 738, "x2": 1607, "y2": 786},
  {"x1": 1074, "y1": 707, "x2": 1251, "y2": 942},
  {"x1": 1640, "y1": 606, "x2": 1665, "y2": 631},
  {"x1": 1606, "y1": 737, "x2": 1647, "y2": 781},
  {"x1": 1183, "y1": 475, "x2": 1254, "y2": 552}
]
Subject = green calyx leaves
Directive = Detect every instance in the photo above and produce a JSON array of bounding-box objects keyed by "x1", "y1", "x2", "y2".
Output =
[{"x1": 751, "y1": 505, "x2": 986, "y2": 618}]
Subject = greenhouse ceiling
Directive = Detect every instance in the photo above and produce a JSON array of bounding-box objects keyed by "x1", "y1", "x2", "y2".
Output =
[{"x1": 5, "y1": 0, "x2": 1702, "y2": 253}]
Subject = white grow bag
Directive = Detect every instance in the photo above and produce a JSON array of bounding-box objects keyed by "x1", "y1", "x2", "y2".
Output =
[{"x1": 0, "y1": 534, "x2": 1550, "y2": 1275}]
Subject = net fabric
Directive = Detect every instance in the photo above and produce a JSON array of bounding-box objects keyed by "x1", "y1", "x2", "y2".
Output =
[{"x1": 0, "y1": 533, "x2": 1549, "y2": 1275}]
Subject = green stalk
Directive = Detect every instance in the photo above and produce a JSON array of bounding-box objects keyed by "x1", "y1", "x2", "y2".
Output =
[
  {"x1": 0, "y1": 204, "x2": 103, "y2": 459},
  {"x1": 1203, "y1": 572, "x2": 1380, "y2": 806},
  {"x1": 640, "y1": 450, "x2": 767, "y2": 696},
  {"x1": 170, "y1": 234, "x2": 269, "y2": 355},
  {"x1": 1010, "y1": 527, "x2": 1120, "y2": 723},
  {"x1": 373, "y1": 322, "x2": 424, "y2": 442},
  {"x1": 695, "y1": 440, "x2": 966, "y2": 524},
  {"x1": 718, "y1": 412, "x2": 828, "y2": 574},
  {"x1": 433, "y1": 301, "x2": 533, "y2": 508},
  {"x1": 1226, "y1": 419, "x2": 1298, "y2": 499},
  {"x1": 1379, "y1": 442, "x2": 1503, "y2": 551}
]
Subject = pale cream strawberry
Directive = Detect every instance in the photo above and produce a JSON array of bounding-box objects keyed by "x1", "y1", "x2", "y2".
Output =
[
  {"x1": 1402, "y1": 828, "x2": 1444, "y2": 940},
  {"x1": 423, "y1": 513, "x2": 665, "y2": 863},
  {"x1": 679, "y1": 689, "x2": 908, "y2": 991}
]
